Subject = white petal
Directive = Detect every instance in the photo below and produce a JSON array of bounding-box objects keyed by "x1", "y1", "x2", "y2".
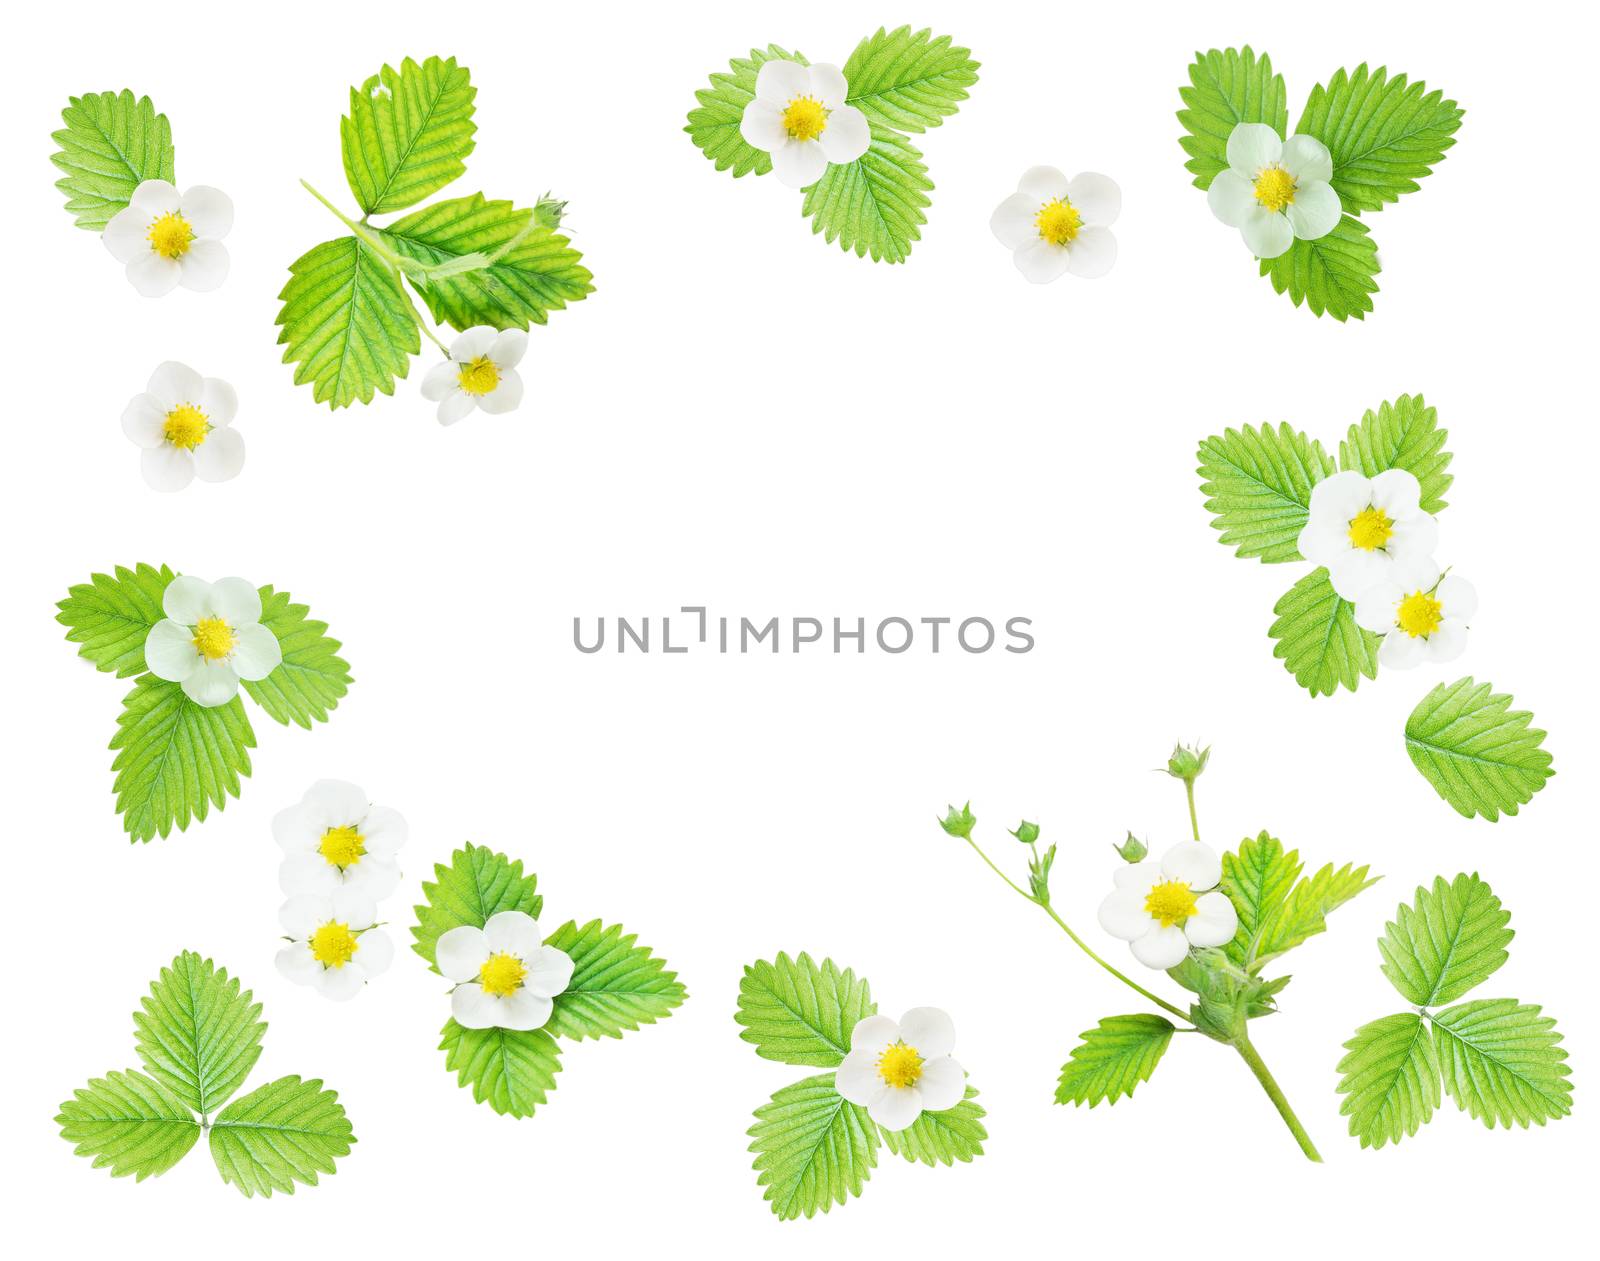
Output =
[
  {"x1": 451, "y1": 983, "x2": 499, "y2": 1028},
  {"x1": 1017, "y1": 165, "x2": 1071, "y2": 203},
  {"x1": 192, "y1": 427, "x2": 244, "y2": 483},
  {"x1": 1328, "y1": 550, "x2": 1393, "y2": 602},
  {"x1": 1226, "y1": 123, "x2": 1283, "y2": 176},
  {"x1": 181, "y1": 662, "x2": 240, "y2": 706},
  {"x1": 521, "y1": 945, "x2": 576, "y2": 999},
  {"x1": 144, "y1": 620, "x2": 200, "y2": 681},
  {"x1": 1113, "y1": 862, "x2": 1161, "y2": 891},
  {"x1": 103, "y1": 206, "x2": 152, "y2": 263},
  {"x1": 1065, "y1": 226, "x2": 1117, "y2": 279},
  {"x1": 179, "y1": 186, "x2": 233, "y2": 238},
  {"x1": 146, "y1": 361, "x2": 204, "y2": 409},
  {"x1": 122, "y1": 396, "x2": 166, "y2": 449},
  {"x1": 276, "y1": 942, "x2": 320, "y2": 985},
  {"x1": 130, "y1": 179, "x2": 182, "y2": 215},
  {"x1": 1280, "y1": 134, "x2": 1333, "y2": 184},
  {"x1": 343, "y1": 857, "x2": 402, "y2": 901},
  {"x1": 1438, "y1": 576, "x2": 1478, "y2": 620},
  {"x1": 770, "y1": 139, "x2": 828, "y2": 189},
  {"x1": 1297, "y1": 517, "x2": 1351, "y2": 568},
  {"x1": 127, "y1": 254, "x2": 181, "y2": 297},
  {"x1": 437, "y1": 390, "x2": 477, "y2": 426},
  {"x1": 1353, "y1": 586, "x2": 1403, "y2": 633},
  {"x1": 229, "y1": 622, "x2": 281, "y2": 680},
  {"x1": 162, "y1": 575, "x2": 214, "y2": 623},
  {"x1": 449, "y1": 327, "x2": 496, "y2": 362},
  {"x1": 1098, "y1": 889, "x2": 1155, "y2": 941},
  {"x1": 329, "y1": 888, "x2": 377, "y2": 930},
  {"x1": 834, "y1": 1050, "x2": 881, "y2": 1105},
  {"x1": 1184, "y1": 891, "x2": 1239, "y2": 947},
  {"x1": 1160, "y1": 840, "x2": 1221, "y2": 890},
  {"x1": 1241, "y1": 208, "x2": 1293, "y2": 259},
  {"x1": 199, "y1": 378, "x2": 237, "y2": 427},
  {"x1": 1379, "y1": 631, "x2": 1428, "y2": 670},
  {"x1": 1387, "y1": 518, "x2": 1440, "y2": 568},
  {"x1": 1285, "y1": 180, "x2": 1341, "y2": 241},
  {"x1": 849, "y1": 1014, "x2": 901, "y2": 1056},
  {"x1": 1066, "y1": 172, "x2": 1121, "y2": 227},
  {"x1": 490, "y1": 328, "x2": 528, "y2": 369},
  {"x1": 754, "y1": 59, "x2": 810, "y2": 108},
  {"x1": 817, "y1": 105, "x2": 869, "y2": 164},
  {"x1": 1307, "y1": 470, "x2": 1373, "y2": 521},
  {"x1": 1425, "y1": 620, "x2": 1469, "y2": 663},
  {"x1": 990, "y1": 193, "x2": 1041, "y2": 250},
  {"x1": 1206, "y1": 170, "x2": 1257, "y2": 227},
  {"x1": 1368, "y1": 468, "x2": 1424, "y2": 518},
  {"x1": 494, "y1": 989, "x2": 554, "y2": 1031},
  {"x1": 315, "y1": 966, "x2": 365, "y2": 1001},
  {"x1": 209, "y1": 577, "x2": 262, "y2": 626},
  {"x1": 484, "y1": 911, "x2": 543, "y2": 958},
  {"x1": 897, "y1": 1007, "x2": 955, "y2": 1059},
  {"x1": 436, "y1": 925, "x2": 490, "y2": 981},
  {"x1": 805, "y1": 63, "x2": 849, "y2": 110},
  {"x1": 353, "y1": 928, "x2": 394, "y2": 978},
  {"x1": 915, "y1": 1056, "x2": 966, "y2": 1112},
  {"x1": 177, "y1": 240, "x2": 229, "y2": 292},
  {"x1": 140, "y1": 445, "x2": 194, "y2": 492},
  {"x1": 301, "y1": 779, "x2": 371, "y2": 830},
  {"x1": 279, "y1": 853, "x2": 337, "y2": 897},
  {"x1": 1013, "y1": 240, "x2": 1072, "y2": 285},
  {"x1": 421, "y1": 360, "x2": 460, "y2": 401},
  {"x1": 358, "y1": 806, "x2": 408, "y2": 856},
  {"x1": 475, "y1": 368, "x2": 523, "y2": 415},
  {"x1": 279, "y1": 894, "x2": 334, "y2": 939},
  {"x1": 739, "y1": 101, "x2": 788, "y2": 153},
  {"x1": 272, "y1": 802, "x2": 321, "y2": 853},
  {"x1": 868, "y1": 1086, "x2": 924, "y2": 1132},
  {"x1": 1130, "y1": 924, "x2": 1190, "y2": 970}
]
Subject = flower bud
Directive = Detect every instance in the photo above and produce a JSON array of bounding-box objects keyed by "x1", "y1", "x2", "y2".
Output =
[
  {"x1": 938, "y1": 802, "x2": 976, "y2": 840},
  {"x1": 1165, "y1": 742, "x2": 1211, "y2": 783},
  {"x1": 1009, "y1": 819, "x2": 1041, "y2": 845},
  {"x1": 1114, "y1": 831, "x2": 1148, "y2": 862}
]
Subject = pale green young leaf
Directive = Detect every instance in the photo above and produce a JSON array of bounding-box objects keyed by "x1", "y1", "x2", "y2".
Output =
[
  {"x1": 1297, "y1": 65, "x2": 1463, "y2": 214},
  {"x1": 1196, "y1": 425, "x2": 1335, "y2": 563},
  {"x1": 439, "y1": 1020, "x2": 560, "y2": 1118},
  {"x1": 737, "y1": 953, "x2": 876, "y2": 1067},
  {"x1": 880, "y1": 1086, "x2": 986, "y2": 1165},
  {"x1": 56, "y1": 1069, "x2": 200, "y2": 1181},
  {"x1": 1055, "y1": 1014, "x2": 1176, "y2": 1107},
  {"x1": 1405, "y1": 678, "x2": 1554, "y2": 821},
  {"x1": 241, "y1": 587, "x2": 351, "y2": 729},
  {"x1": 411, "y1": 843, "x2": 542, "y2": 970},
  {"x1": 276, "y1": 236, "x2": 419, "y2": 409},
  {"x1": 133, "y1": 952, "x2": 265, "y2": 1116},
  {"x1": 381, "y1": 194, "x2": 593, "y2": 331},
  {"x1": 1269, "y1": 567, "x2": 1381, "y2": 697},
  {"x1": 842, "y1": 27, "x2": 979, "y2": 133},
  {"x1": 686, "y1": 46, "x2": 807, "y2": 177},
  {"x1": 1337, "y1": 1012, "x2": 1441, "y2": 1150},
  {"x1": 340, "y1": 55, "x2": 476, "y2": 215},
  {"x1": 1177, "y1": 47, "x2": 1288, "y2": 189},
  {"x1": 749, "y1": 1074, "x2": 878, "y2": 1220},
  {"x1": 57, "y1": 562, "x2": 175, "y2": 678},
  {"x1": 209, "y1": 1076, "x2": 354, "y2": 1197},
  {"x1": 801, "y1": 125, "x2": 932, "y2": 264},
  {"x1": 1338, "y1": 394, "x2": 1452, "y2": 513},
  {"x1": 110, "y1": 676, "x2": 255, "y2": 843},
  {"x1": 541, "y1": 919, "x2": 687, "y2": 1041},
  {"x1": 1379, "y1": 873, "x2": 1513, "y2": 1007},
  {"x1": 52, "y1": 90, "x2": 175, "y2": 229},
  {"x1": 1252, "y1": 861, "x2": 1377, "y2": 967},
  {"x1": 1220, "y1": 832, "x2": 1301, "y2": 967},
  {"x1": 1430, "y1": 999, "x2": 1572, "y2": 1129},
  {"x1": 1259, "y1": 215, "x2": 1381, "y2": 321}
]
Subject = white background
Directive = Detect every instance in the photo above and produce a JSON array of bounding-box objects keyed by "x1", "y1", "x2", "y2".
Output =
[{"x1": 2, "y1": 0, "x2": 1594, "y2": 1254}]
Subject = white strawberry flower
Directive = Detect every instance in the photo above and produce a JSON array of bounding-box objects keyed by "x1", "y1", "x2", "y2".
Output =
[
  {"x1": 1206, "y1": 123, "x2": 1341, "y2": 259},
  {"x1": 274, "y1": 780, "x2": 407, "y2": 901},
  {"x1": 142, "y1": 576, "x2": 281, "y2": 707},
  {"x1": 1097, "y1": 841, "x2": 1240, "y2": 970},
  {"x1": 120, "y1": 361, "x2": 243, "y2": 492},
  {"x1": 990, "y1": 166, "x2": 1121, "y2": 283},
  {"x1": 738, "y1": 60, "x2": 871, "y2": 189},
  {"x1": 1354, "y1": 566, "x2": 1478, "y2": 669},
  {"x1": 1297, "y1": 469, "x2": 1440, "y2": 601},
  {"x1": 834, "y1": 1007, "x2": 967, "y2": 1131},
  {"x1": 103, "y1": 179, "x2": 232, "y2": 296},
  {"x1": 276, "y1": 890, "x2": 394, "y2": 1001},
  {"x1": 436, "y1": 911, "x2": 575, "y2": 1031},
  {"x1": 420, "y1": 327, "x2": 528, "y2": 425}
]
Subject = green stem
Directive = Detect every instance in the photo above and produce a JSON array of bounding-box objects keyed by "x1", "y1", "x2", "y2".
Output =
[
  {"x1": 1185, "y1": 779, "x2": 1200, "y2": 842},
  {"x1": 960, "y1": 835, "x2": 1192, "y2": 1024},
  {"x1": 1233, "y1": 1033, "x2": 1322, "y2": 1162}
]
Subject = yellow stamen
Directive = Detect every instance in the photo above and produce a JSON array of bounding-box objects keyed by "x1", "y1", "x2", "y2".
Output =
[
  {"x1": 876, "y1": 1041, "x2": 924, "y2": 1089},
  {"x1": 479, "y1": 952, "x2": 528, "y2": 998},
  {"x1": 1252, "y1": 166, "x2": 1296, "y2": 213},
  {"x1": 318, "y1": 825, "x2": 366, "y2": 868},
  {"x1": 1347, "y1": 506, "x2": 1394, "y2": 552},
  {"x1": 457, "y1": 356, "x2": 500, "y2": 397},
  {"x1": 1144, "y1": 880, "x2": 1199, "y2": 928},
  {"x1": 1396, "y1": 591, "x2": 1444, "y2": 638},
  {"x1": 781, "y1": 96, "x2": 829, "y2": 142},
  {"x1": 1035, "y1": 198, "x2": 1082, "y2": 246},
  {"x1": 310, "y1": 922, "x2": 359, "y2": 968},
  {"x1": 147, "y1": 212, "x2": 195, "y2": 260},
  {"x1": 162, "y1": 403, "x2": 209, "y2": 450},
  {"x1": 191, "y1": 617, "x2": 235, "y2": 660}
]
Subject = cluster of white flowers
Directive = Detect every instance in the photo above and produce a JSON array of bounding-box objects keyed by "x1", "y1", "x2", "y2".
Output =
[
  {"x1": 274, "y1": 781, "x2": 408, "y2": 1001},
  {"x1": 1299, "y1": 469, "x2": 1476, "y2": 669},
  {"x1": 1208, "y1": 124, "x2": 1341, "y2": 258}
]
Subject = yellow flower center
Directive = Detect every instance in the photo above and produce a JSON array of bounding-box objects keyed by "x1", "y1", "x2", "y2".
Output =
[
  {"x1": 162, "y1": 403, "x2": 209, "y2": 450},
  {"x1": 1252, "y1": 166, "x2": 1296, "y2": 213},
  {"x1": 1347, "y1": 506, "x2": 1394, "y2": 552},
  {"x1": 458, "y1": 356, "x2": 500, "y2": 397},
  {"x1": 876, "y1": 1041, "x2": 924, "y2": 1090},
  {"x1": 147, "y1": 212, "x2": 195, "y2": 259},
  {"x1": 1396, "y1": 591, "x2": 1444, "y2": 638},
  {"x1": 318, "y1": 825, "x2": 366, "y2": 868},
  {"x1": 781, "y1": 95, "x2": 829, "y2": 142},
  {"x1": 191, "y1": 617, "x2": 235, "y2": 660},
  {"x1": 1144, "y1": 880, "x2": 1199, "y2": 928},
  {"x1": 479, "y1": 952, "x2": 528, "y2": 998},
  {"x1": 310, "y1": 922, "x2": 359, "y2": 968},
  {"x1": 1035, "y1": 198, "x2": 1082, "y2": 247}
]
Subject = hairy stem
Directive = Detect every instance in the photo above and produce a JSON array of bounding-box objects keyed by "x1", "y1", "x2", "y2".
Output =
[{"x1": 1233, "y1": 1033, "x2": 1323, "y2": 1162}]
